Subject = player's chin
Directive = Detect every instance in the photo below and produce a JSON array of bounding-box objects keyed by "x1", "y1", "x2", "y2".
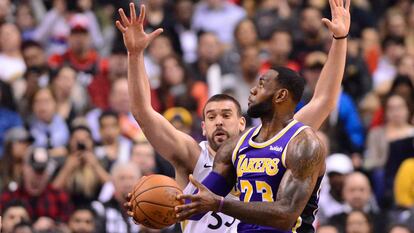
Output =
[{"x1": 214, "y1": 136, "x2": 228, "y2": 144}]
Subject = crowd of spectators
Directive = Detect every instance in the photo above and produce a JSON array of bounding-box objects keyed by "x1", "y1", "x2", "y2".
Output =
[{"x1": 0, "y1": 0, "x2": 413, "y2": 232}]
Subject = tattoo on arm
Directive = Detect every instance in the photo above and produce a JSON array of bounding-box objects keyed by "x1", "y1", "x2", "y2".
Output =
[
  {"x1": 220, "y1": 129, "x2": 325, "y2": 230},
  {"x1": 212, "y1": 135, "x2": 240, "y2": 188}
]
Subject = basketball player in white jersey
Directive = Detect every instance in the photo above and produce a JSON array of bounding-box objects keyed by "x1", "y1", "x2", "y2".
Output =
[{"x1": 116, "y1": 2, "x2": 348, "y2": 232}]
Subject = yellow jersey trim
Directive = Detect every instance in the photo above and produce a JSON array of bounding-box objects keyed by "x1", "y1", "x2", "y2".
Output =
[
  {"x1": 248, "y1": 120, "x2": 298, "y2": 148},
  {"x1": 180, "y1": 220, "x2": 189, "y2": 232},
  {"x1": 281, "y1": 126, "x2": 308, "y2": 168},
  {"x1": 232, "y1": 127, "x2": 255, "y2": 164},
  {"x1": 292, "y1": 216, "x2": 302, "y2": 233}
]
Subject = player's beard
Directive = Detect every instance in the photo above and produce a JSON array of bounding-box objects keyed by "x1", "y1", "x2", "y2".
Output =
[
  {"x1": 247, "y1": 97, "x2": 272, "y2": 118},
  {"x1": 208, "y1": 129, "x2": 230, "y2": 152}
]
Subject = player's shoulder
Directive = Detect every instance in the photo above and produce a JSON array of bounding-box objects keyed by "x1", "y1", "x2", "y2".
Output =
[
  {"x1": 290, "y1": 127, "x2": 323, "y2": 153},
  {"x1": 285, "y1": 127, "x2": 325, "y2": 171}
]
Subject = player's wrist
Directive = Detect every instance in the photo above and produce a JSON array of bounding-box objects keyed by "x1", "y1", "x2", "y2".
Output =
[
  {"x1": 127, "y1": 50, "x2": 144, "y2": 56},
  {"x1": 214, "y1": 196, "x2": 225, "y2": 212},
  {"x1": 333, "y1": 33, "x2": 348, "y2": 40}
]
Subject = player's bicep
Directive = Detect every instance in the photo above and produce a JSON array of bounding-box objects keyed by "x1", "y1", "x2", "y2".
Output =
[
  {"x1": 276, "y1": 129, "x2": 325, "y2": 221},
  {"x1": 140, "y1": 111, "x2": 200, "y2": 170}
]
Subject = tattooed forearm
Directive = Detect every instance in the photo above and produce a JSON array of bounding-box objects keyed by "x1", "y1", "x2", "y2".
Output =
[{"x1": 219, "y1": 129, "x2": 325, "y2": 230}]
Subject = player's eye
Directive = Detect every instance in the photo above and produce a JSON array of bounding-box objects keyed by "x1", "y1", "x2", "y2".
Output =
[
  {"x1": 259, "y1": 81, "x2": 264, "y2": 87},
  {"x1": 207, "y1": 115, "x2": 215, "y2": 120},
  {"x1": 223, "y1": 114, "x2": 231, "y2": 118}
]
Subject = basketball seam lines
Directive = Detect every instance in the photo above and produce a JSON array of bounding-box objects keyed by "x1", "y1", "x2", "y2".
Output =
[
  {"x1": 133, "y1": 185, "x2": 182, "y2": 201},
  {"x1": 136, "y1": 200, "x2": 176, "y2": 208},
  {"x1": 133, "y1": 176, "x2": 151, "y2": 194},
  {"x1": 137, "y1": 202, "x2": 170, "y2": 227}
]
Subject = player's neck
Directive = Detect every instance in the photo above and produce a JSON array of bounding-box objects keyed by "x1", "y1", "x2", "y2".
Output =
[
  {"x1": 207, "y1": 144, "x2": 217, "y2": 157},
  {"x1": 257, "y1": 114, "x2": 293, "y2": 142}
]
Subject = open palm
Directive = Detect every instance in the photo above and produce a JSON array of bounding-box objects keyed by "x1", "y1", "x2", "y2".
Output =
[
  {"x1": 322, "y1": 0, "x2": 351, "y2": 38},
  {"x1": 116, "y1": 3, "x2": 163, "y2": 54}
]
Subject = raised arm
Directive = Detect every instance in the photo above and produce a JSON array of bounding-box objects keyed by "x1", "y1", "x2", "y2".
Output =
[
  {"x1": 294, "y1": 0, "x2": 351, "y2": 130},
  {"x1": 116, "y1": 4, "x2": 200, "y2": 181},
  {"x1": 176, "y1": 129, "x2": 325, "y2": 230}
]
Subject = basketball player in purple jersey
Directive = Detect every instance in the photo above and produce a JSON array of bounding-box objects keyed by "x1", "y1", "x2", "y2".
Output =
[
  {"x1": 117, "y1": 0, "x2": 350, "y2": 231},
  {"x1": 175, "y1": 0, "x2": 351, "y2": 232}
]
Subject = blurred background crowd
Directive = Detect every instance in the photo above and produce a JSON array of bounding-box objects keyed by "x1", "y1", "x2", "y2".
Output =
[{"x1": 0, "y1": 0, "x2": 413, "y2": 233}]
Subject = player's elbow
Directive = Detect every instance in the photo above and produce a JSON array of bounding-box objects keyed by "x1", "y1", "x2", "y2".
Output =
[
  {"x1": 131, "y1": 107, "x2": 153, "y2": 125},
  {"x1": 268, "y1": 209, "x2": 299, "y2": 230}
]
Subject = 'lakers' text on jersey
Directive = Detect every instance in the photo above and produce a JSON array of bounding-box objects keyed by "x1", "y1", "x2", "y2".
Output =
[{"x1": 232, "y1": 120, "x2": 323, "y2": 233}]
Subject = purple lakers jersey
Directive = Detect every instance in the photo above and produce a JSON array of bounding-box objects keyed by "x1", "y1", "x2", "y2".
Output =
[{"x1": 232, "y1": 119, "x2": 323, "y2": 233}]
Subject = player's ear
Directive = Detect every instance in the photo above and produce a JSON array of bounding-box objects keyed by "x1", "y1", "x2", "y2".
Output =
[
  {"x1": 201, "y1": 121, "x2": 206, "y2": 136},
  {"x1": 239, "y1": 116, "x2": 246, "y2": 132},
  {"x1": 274, "y1": 89, "x2": 288, "y2": 103}
]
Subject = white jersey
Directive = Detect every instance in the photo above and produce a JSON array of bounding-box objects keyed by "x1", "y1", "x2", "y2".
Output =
[{"x1": 181, "y1": 141, "x2": 239, "y2": 233}]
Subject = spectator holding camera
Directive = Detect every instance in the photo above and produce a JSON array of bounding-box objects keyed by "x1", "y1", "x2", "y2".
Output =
[
  {"x1": 0, "y1": 147, "x2": 72, "y2": 223},
  {"x1": 52, "y1": 125, "x2": 109, "y2": 206}
]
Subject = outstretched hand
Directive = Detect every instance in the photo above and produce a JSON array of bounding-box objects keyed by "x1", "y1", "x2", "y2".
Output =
[
  {"x1": 116, "y1": 3, "x2": 163, "y2": 55},
  {"x1": 175, "y1": 175, "x2": 221, "y2": 221},
  {"x1": 322, "y1": 0, "x2": 351, "y2": 38}
]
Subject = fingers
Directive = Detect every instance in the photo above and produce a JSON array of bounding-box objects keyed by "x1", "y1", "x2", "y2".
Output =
[
  {"x1": 176, "y1": 194, "x2": 200, "y2": 202},
  {"x1": 126, "y1": 193, "x2": 132, "y2": 202},
  {"x1": 175, "y1": 202, "x2": 199, "y2": 213},
  {"x1": 138, "y1": 4, "x2": 146, "y2": 25},
  {"x1": 176, "y1": 208, "x2": 199, "y2": 221},
  {"x1": 345, "y1": 0, "x2": 350, "y2": 11},
  {"x1": 321, "y1": 18, "x2": 333, "y2": 31},
  {"x1": 127, "y1": 210, "x2": 140, "y2": 225},
  {"x1": 149, "y1": 28, "x2": 164, "y2": 42},
  {"x1": 115, "y1": 20, "x2": 126, "y2": 33},
  {"x1": 124, "y1": 201, "x2": 132, "y2": 210},
  {"x1": 189, "y1": 174, "x2": 203, "y2": 189},
  {"x1": 130, "y1": 2, "x2": 136, "y2": 23},
  {"x1": 127, "y1": 210, "x2": 134, "y2": 217},
  {"x1": 118, "y1": 8, "x2": 130, "y2": 26},
  {"x1": 328, "y1": 0, "x2": 335, "y2": 13}
]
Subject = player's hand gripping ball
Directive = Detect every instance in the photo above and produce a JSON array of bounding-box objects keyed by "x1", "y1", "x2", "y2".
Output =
[{"x1": 128, "y1": 175, "x2": 184, "y2": 229}]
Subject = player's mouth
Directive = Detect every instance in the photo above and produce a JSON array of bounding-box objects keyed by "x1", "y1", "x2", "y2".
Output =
[
  {"x1": 248, "y1": 96, "x2": 254, "y2": 106},
  {"x1": 214, "y1": 130, "x2": 229, "y2": 141}
]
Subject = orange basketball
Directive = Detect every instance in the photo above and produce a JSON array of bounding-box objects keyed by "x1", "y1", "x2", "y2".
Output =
[{"x1": 131, "y1": 174, "x2": 184, "y2": 229}]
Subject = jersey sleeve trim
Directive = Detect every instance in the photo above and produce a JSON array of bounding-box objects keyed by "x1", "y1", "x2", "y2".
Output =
[
  {"x1": 281, "y1": 125, "x2": 309, "y2": 168},
  {"x1": 232, "y1": 127, "x2": 255, "y2": 164}
]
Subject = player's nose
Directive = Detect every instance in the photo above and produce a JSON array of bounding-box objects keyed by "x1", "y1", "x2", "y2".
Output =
[
  {"x1": 250, "y1": 86, "x2": 257, "y2": 95},
  {"x1": 215, "y1": 117, "x2": 223, "y2": 126}
]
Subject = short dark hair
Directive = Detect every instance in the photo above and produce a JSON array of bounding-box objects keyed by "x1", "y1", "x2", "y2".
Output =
[
  {"x1": 271, "y1": 66, "x2": 305, "y2": 103},
  {"x1": 71, "y1": 204, "x2": 97, "y2": 218},
  {"x1": 2, "y1": 200, "x2": 28, "y2": 215},
  {"x1": 382, "y1": 36, "x2": 405, "y2": 50},
  {"x1": 21, "y1": 40, "x2": 43, "y2": 52},
  {"x1": 202, "y1": 94, "x2": 242, "y2": 120},
  {"x1": 197, "y1": 30, "x2": 218, "y2": 43},
  {"x1": 70, "y1": 124, "x2": 92, "y2": 137},
  {"x1": 270, "y1": 28, "x2": 292, "y2": 40},
  {"x1": 99, "y1": 110, "x2": 119, "y2": 127},
  {"x1": 390, "y1": 75, "x2": 414, "y2": 94}
]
